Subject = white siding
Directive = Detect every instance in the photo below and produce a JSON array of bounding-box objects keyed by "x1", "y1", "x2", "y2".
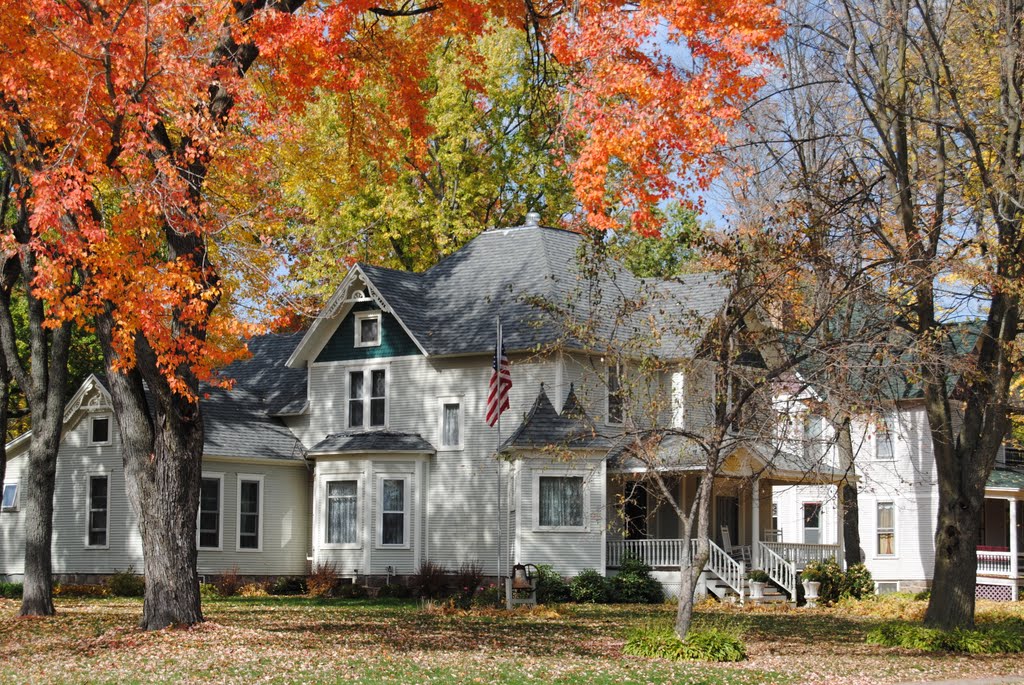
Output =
[{"x1": 0, "y1": 453, "x2": 27, "y2": 576}]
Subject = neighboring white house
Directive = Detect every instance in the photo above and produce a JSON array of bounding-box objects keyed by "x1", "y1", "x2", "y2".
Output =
[{"x1": 1, "y1": 217, "x2": 1017, "y2": 603}]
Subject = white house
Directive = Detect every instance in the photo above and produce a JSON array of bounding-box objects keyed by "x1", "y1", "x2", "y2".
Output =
[{"x1": 3, "y1": 216, "x2": 1009, "y2": 602}]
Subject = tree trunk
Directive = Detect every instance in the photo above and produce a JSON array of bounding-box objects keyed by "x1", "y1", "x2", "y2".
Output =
[
  {"x1": 925, "y1": 482, "x2": 982, "y2": 629},
  {"x1": 835, "y1": 419, "x2": 862, "y2": 567},
  {"x1": 19, "y1": 435, "x2": 57, "y2": 616},
  {"x1": 675, "y1": 469, "x2": 714, "y2": 638}
]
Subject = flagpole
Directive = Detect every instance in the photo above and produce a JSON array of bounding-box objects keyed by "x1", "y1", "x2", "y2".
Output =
[{"x1": 495, "y1": 316, "x2": 502, "y2": 585}]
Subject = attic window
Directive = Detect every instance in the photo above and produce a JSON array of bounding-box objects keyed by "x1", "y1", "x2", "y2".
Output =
[
  {"x1": 1, "y1": 483, "x2": 18, "y2": 512},
  {"x1": 90, "y1": 417, "x2": 111, "y2": 445},
  {"x1": 354, "y1": 311, "x2": 382, "y2": 348}
]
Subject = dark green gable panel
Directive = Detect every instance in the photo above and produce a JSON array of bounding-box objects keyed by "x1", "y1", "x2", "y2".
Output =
[{"x1": 315, "y1": 301, "x2": 422, "y2": 362}]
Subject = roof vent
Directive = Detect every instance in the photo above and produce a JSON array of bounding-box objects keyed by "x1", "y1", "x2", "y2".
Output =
[{"x1": 524, "y1": 211, "x2": 541, "y2": 227}]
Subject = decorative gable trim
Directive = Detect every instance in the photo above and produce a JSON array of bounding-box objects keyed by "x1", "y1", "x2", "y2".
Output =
[
  {"x1": 6, "y1": 374, "x2": 112, "y2": 461},
  {"x1": 286, "y1": 265, "x2": 429, "y2": 369}
]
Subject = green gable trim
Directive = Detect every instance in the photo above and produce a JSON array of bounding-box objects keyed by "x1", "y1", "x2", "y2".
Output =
[{"x1": 316, "y1": 301, "x2": 422, "y2": 363}]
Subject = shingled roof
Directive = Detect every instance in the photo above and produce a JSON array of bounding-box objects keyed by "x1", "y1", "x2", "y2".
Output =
[
  {"x1": 354, "y1": 224, "x2": 730, "y2": 359},
  {"x1": 501, "y1": 385, "x2": 613, "y2": 451},
  {"x1": 310, "y1": 431, "x2": 435, "y2": 455}
]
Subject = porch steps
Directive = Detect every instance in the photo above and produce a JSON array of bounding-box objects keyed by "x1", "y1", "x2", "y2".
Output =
[{"x1": 705, "y1": 578, "x2": 790, "y2": 604}]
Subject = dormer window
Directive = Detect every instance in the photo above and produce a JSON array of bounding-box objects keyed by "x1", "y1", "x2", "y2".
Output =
[
  {"x1": 90, "y1": 417, "x2": 111, "y2": 445},
  {"x1": 354, "y1": 311, "x2": 382, "y2": 348}
]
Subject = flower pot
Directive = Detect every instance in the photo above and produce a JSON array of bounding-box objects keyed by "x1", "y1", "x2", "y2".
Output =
[
  {"x1": 750, "y1": 581, "x2": 766, "y2": 600},
  {"x1": 802, "y1": 580, "x2": 821, "y2": 607}
]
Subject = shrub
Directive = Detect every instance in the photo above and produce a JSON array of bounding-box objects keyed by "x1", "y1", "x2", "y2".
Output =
[
  {"x1": 454, "y1": 562, "x2": 483, "y2": 607},
  {"x1": 624, "y1": 626, "x2": 746, "y2": 662},
  {"x1": 411, "y1": 560, "x2": 448, "y2": 599},
  {"x1": 53, "y1": 583, "x2": 110, "y2": 598},
  {"x1": 270, "y1": 576, "x2": 307, "y2": 596},
  {"x1": 534, "y1": 564, "x2": 571, "y2": 604},
  {"x1": 239, "y1": 582, "x2": 270, "y2": 598},
  {"x1": 570, "y1": 569, "x2": 610, "y2": 603},
  {"x1": 376, "y1": 583, "x2": 412, "y2": 599},
  {"x1": 307, "y1": 562, "x2": 340, "y2": 598},
  {"x1": 867, "y1": 622, "x2": 1024, "y2": 654},
  {"x1": 472, "y1": 583, "x2": 503, "y2": 608},
  {"x1": 610, "y1": 556, "x2": 664, "y2": 604},
  {"x1": 107, "y1": 567, "x2": 145, "y2": 597},
  {"x1": 844, "y1": 563, "x2": 874, "y2": 600},
  {"x1": 212, "y1": 566, "x2": 243, "y2": 598},
  {"x1": 914, "y1": 589, "x2": 931, "y2": 601},
  {"x1": 0, "y1": 582, "x2": 23, "y2": 599},
  {"x1": 747, "y1": 569, "x2": 770, "y2": 584},
  {"x1": 199, "y1": 583, "x2": 220, "y2": 600},
  {"x1": 801, "y1": 558, "x2": 871, "y2": 605},
  {"x1": 334, "y1": 582, "x2": 368, "y2": 599}
]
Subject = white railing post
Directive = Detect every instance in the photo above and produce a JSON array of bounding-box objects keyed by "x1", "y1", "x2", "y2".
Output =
[{"x1": 1010, "y1": 499, "x2": 1019, "y2": 600}]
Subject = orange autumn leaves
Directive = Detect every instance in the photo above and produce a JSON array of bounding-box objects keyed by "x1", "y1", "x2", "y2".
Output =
[{"x1": 0, "y1": 0, "x2": 781, "y2": 394}]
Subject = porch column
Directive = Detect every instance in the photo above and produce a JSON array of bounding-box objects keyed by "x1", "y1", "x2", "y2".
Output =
[
  {"x1": 1010, "y1": 498, "x2": 1019, "y2": 600},
  {"x1": 751, "y1": 476, "x2": 760, "y2": 567},
  {"x1": 836, "y1": 484, "x2": 845, "y2": 569}
]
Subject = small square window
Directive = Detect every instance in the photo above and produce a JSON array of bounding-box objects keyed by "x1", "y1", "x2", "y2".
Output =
[
  {"x1": 90, "y1": 417, "x2": 110, "y2": 445},
  {"x1": 354, "y1": 312, "x2": 382, "y2": 348},
  {"x1": 1, "y1": 483, "x2": 18, "y2": 511}
]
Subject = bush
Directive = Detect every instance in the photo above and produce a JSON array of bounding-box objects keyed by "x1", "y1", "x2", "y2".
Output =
[
  {"x1": 570, "y1": 569, "x2": 610, "y2": 603},
  {"x1": 199, "y1": 583, "x2": 220, "y2": 600},
  {"x1": 376, "y1": 583, "x2": 412, "y2": 599},
  {"x1": 53, "y1": 583, "x2": 110, "y2": 598},
  {"x1": 801, "y1": 558, "x2": 873, "y2": 605},
  {"x1": 454, "y1": 562, "x2": 483, "y2": 607},
  {"x1": 307, "y1": 562, "x2": 340, "y2": 598},
  {"x1": 239, "y1": 582, "x2": 270, "y2": 598},
  {"x1": 747, "y1": 569, "x2": 770, "y2": 584},
  {"x1": 914, "y1": 589, "x2": 931, "y2": 601},
  {"x1": 867, "y1": 622, "x2": 1024, "y2": 654},
  {"x1": 336, "y1": 582, "x2": 368, "y2": 599},
  {"x1": 472, "y1": 582, "x2": 503, "y2": 608},
  {"x1": 270, "y1": 576, "x2": 307, "y2": 596},
  {"x1": 534, "y1": 564, "x2": 571, "y2": 604},
  {"x1": 107, "y1": 567, "x2": 145, "y2": 597},
  {"x1": 411, "y1": 560, "x2": 448, "y2": 599},
  {"x1": 624, "y1": 626, "x2": 746, "y2": 662},
  {"x1": 611, "y1": 557, "x2": 664, "y2": 604},
  {"x1": 844, "y1": 563, "x2": 874, "y2": 600},
  {"x1": 212, "y1": 566, "x2": 243, "y2": 598},
  {"x1": 0, "y1": 582, "x2": 23, "y2": 599}
]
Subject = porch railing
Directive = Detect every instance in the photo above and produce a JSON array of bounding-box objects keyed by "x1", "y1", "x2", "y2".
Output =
[
  {"x1": 707, "y1": 539, "x2": 745, "y2": 603},
  {"x1": 976, "y1": 550, "x2": 1024, "y2": 577},
  {"x1": 757, "y1": 541, "x2": 796, "y2": 599},
  {"x1": 759, "y1": 541, "x2": 841, "y2": 569},
  {"x1": 606, "y1": 538, "x2": 692, "y2": 568}
]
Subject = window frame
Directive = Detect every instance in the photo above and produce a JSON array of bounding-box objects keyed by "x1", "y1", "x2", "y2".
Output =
[
  {"x1": 606, "y1": 364, "x2": 624, "y2": 426},
  {"x1": 347, "y1": 366, "x2": 389, "y2": 430},
  {"x1": 375, "y1": 474, "x2": 410, "y2": 549},
  {"x1": 532, "y1": 470, "x2": 590, "y2": 532},
  {"x1": 323, "y1": 478, "x2": 361, "y2": 550},
  {"x1": 802, "y1": 501, "x2": 822, "y2": 545},
  {"x1": 876, "y1": 500, "x2": 896, "y2": 557},
  {"x1": 353, "y1": 310, "x2": 382, "y2": 348},
  {"x1": 85, "y1": 473, "x2": 110, "y2": 550},
  {"x1": 875, "y1": 415, "x2": 895, "y2": 461},
  {"x1": 1, "y1": 482, "x2": 19, "y2": 512},
  {"x1": 89, "y1": 415, "x2": 112, "y2": 446},
  {"x1": 437, "y1": 396, "x2": 464, "y2": 451},
  {"x1": 197, "y1": 472, "x2": 224, "y2": 551},
  {"x1": 236, "y1": 474, "x2": 264, "y2": 553}
]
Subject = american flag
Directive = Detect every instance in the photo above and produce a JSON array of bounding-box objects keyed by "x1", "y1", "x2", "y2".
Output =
[{"x1": 485, "y1": 318, "x2": 512, "y2": 427}]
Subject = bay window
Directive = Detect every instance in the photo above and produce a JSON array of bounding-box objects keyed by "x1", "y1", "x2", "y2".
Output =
[
  {"x1": 535, "y1": 473, "x2": 586, "y2": 530},
  {"x1": 378, "y1": 476, "x2": 408, "y2": 547},
  {"x1": 326, "y1": 480, "x2": 359, "y2": 546}
]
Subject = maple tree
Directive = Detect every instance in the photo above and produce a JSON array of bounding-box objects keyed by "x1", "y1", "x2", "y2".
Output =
[{"x1": 0, "y1": 0, "x2": 780, "y2": 629}]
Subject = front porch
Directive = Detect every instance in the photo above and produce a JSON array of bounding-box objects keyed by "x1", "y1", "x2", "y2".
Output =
[{"x1": 976, "y1": 490, "x2": 1024, "y2": 601}]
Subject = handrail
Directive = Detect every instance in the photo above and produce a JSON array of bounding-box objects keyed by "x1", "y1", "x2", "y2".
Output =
[
  {"x1": 978, "y1": 550, "x2": 1013, "y2": 576},
  {"x1": 706, "y1": 538, "x2": 745, "y2": 604},
  {"x1": 760, "y1": 541, "x2": 841, "y2": 569},
  {"x1": 757, "y1": 541, "x2": 796, "y2": 599}
]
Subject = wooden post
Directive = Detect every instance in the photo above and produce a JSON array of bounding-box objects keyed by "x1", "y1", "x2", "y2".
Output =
[
  {"x1": 751, "y1": 476, "x2": 761, "y2": 568},
  {"x1": 837, "y1": 484, "x2": 845, "y2": 569},
  {"x1": 1009, "y1": 498, "x2": 1018, "y2": 601}
]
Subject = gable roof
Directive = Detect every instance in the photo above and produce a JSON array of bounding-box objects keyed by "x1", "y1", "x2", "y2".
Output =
[
  {"x1": 288, "y1": 223, "x2": 732, "y2": 365},
  {"x1": 502, "y1": 385, "x2": 613, "y2": 451}
]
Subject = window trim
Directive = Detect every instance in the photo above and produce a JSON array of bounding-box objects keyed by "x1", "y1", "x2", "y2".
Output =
[
  {"x1": 347, "y1": 366, "x2": 389, "y2": 430},
  {"x1": 876, "y1": 500, "x2": 897, "y2": 558},
  {"x1": 375, "y1": 474, "x2": 410, "y2": 549},
  {"x1": 236, "y1": 474, "x2": 265, "y2": 553},
  {"x1": 89, "y1": 415, "x2": 112, "y2": 446},
  {"x1": 606, "y1": 364, "x2": 624, "y2": 426},
  {"x1": 85, "y1": 473, "x2": 110, "y2": 550},
  {"x1": 197, "y1": 472, "x2": 224, "y2": 552},
  {"x1": 437, "y1": 396, "x2": 465, "y2": 451},
  {"x1": 1, "y1": 481, "x2": 19, "y2": 512},
  {"x1": 323, "y1": 477, "x2": 362, "y2": 550},
  {"x1": 353, "y1": 310, "x2": 382, "y2": 348},
  {"x1": 875, "y1": 415, "x2": 895, "y2": 461},
  {"x1": 532, "y1": 470, "x2": 590, "y2": 532}
]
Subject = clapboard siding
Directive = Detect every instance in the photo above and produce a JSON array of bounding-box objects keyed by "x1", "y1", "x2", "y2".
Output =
[{"x1": 0, "y1": 453, "x2": 27, "y2": 577}]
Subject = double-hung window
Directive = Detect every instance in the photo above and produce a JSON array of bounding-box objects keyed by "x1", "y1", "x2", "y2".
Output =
[
  {"x1": 378, "y1": 477, "x2": 408, "y2": 547},
  {"x1": 87, "y1": 475, "x2": 109, "y2": 548},
  {"x1": 1, "y1": 482, "x2": 18, "y2": 512},
  {"x1": 348, "y1": 368, "x2": 387, "y2": 429},
  {"x1": 607, "y1": 365, "x2": 623, "y2": 425},
  {"x1": 326, "y1": 480, "x2": 359, "y2": 546},
  {"x1": 198, "y1": 475, "x2": 223, "y2": 550},
  {"x1": 877, "y1": 502, "x2": 895, "y2": 556},
  {"x1": 536, "y1": 474, "x2": 586, "y2": 530},
  {"x1": 439, "y1": 397, "x2": 463, "y2": 450},
  {"x1": 876, "y1": 416, "x2": 894, "y2": 460},
  {"x1": 238, "y1": 475, "x2": 263, "y2": 551}
]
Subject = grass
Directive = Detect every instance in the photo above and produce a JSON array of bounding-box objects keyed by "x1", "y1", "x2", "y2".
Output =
[{"x1": 1, "y1": 594, "x2": 1023, "y2": 684}]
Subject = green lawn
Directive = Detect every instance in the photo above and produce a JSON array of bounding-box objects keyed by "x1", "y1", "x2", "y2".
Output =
[{"x1": 1, "y1": 595, "x2": 1022, "y2": 684}]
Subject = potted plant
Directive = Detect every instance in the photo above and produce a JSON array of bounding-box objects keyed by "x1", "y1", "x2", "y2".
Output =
[
  {"x1": 801, "y1": 563, "x2": 823, "y2": 607},
  {"x1": 748, "y1": 569, "x2": 770, "y2": 600}
]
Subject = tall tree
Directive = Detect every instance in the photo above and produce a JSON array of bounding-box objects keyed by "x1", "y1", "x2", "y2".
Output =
[{"x1": 0, "y1": 0, "x2": 781, "y2": 629}]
